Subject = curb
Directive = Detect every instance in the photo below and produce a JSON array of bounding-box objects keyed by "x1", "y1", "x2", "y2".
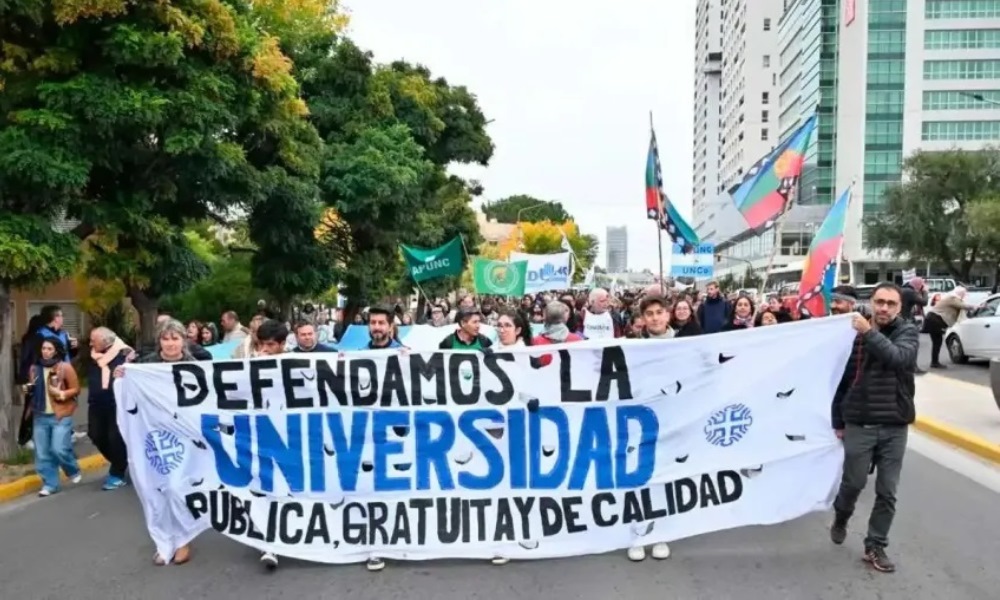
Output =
[
  {"x1": 0, "y1": 454, "x2": 107, "y2": 503},
  {"x1": 913, "y1": 415, "x2": 1000, "y2": 464}
]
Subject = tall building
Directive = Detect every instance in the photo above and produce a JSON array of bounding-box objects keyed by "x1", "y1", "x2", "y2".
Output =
[
  {"x1": 836, "y1": 0, "x2": 1000, "y2": 284},
  {"x1": 605, "y1": 226, "x2": 628, "y2": 273},
  {"x1": 692, "y1": 0, "x2": 724, "y2": 227}
]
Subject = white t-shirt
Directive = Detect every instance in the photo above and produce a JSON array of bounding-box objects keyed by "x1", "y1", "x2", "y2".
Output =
[{"x1": 582, "y1": 310, "x2": 616, "y2": 340}]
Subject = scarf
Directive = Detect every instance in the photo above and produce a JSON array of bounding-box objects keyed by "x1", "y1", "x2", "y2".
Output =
[
  {"x1": 92, "y1": 337, "x2": 132, "y2": 390},
  {"x1": 543, "y1": 323, "x2": 570, "y2": 343},
  {"x1": 733, "y1": 315, "x2": 754, "y2": 328}
]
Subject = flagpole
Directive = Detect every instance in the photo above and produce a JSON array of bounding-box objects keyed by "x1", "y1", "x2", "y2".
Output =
[
  {"x1": 760, "y1": 185, "x2": 795, "y2": 294},
  {"x1": 651, "y1": 111, "x2": 667, "y2": 295}
]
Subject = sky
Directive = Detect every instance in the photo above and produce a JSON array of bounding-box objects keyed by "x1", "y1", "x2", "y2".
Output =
[{"x1": 346, "y1": 0, "x2": 697, "y2": 272}]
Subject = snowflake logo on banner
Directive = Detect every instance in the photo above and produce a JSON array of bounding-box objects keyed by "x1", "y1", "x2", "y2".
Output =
[
  {"x1": 145, "y1": 430, "x2": 186, "y2": 475},
  {"x1": 704, "y1": 404, "x2": 754, "y2": 447}
]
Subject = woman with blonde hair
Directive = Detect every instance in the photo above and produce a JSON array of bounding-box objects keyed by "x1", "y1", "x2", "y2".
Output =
[
  {"x1": 232, "y1": 314, "x2": 266, "y2": 359},
  {"x1": 925, "y1": 286, "x2": 978, "y2": 368}
]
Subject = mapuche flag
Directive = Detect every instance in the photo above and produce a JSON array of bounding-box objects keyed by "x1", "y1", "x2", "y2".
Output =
[
  {"x1": 645, "y1": 124, "x2": 699, "y2": 251},
  {"x1": 797, "y1": 186, "x2": 851, "y2": 317},
  {"x1": 731, "y1": 113, "x2": 817, "y2": 233}
]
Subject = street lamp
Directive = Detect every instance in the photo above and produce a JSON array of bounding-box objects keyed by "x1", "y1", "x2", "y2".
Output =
[{"x1": 516, "y1": 202, "x2": 549, "y2": 223}]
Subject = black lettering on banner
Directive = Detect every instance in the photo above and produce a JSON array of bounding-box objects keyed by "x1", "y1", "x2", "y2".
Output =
[
  {"x1": 562, "y1": 497, "x2": 587, "y2": 534},
  {"x1": 596, "y1": 347, "x2": 632, "y2": 401},
  {"x1": 493, "y1": 498, "x2": 516, "y2": 541},
  {"x1": 281, "y1": 357, "x2": 312, "y2": 409},
  {"x1": 448, "y1": 355, "x2": 480, "y2": 406},
  {"x1": 246, "y1": 500, "x2": 268, "y2": 541},
  {"x1": 185, "y1": 491, "x2": 208, "y2": 518},
  {"x1": 174, "y1": 364, "x2": 208, "y2": 407},
  {"x1": 380, "y1": 356, "x2": 409, "y2": 406},
  {"x1": 351, "y1": 359, "x2": 379, "y2": 406},
  {"x1": 343, "y1": 502, "x2": 366, "y2": 544},
  {"x1": 214, "y1": 362, "x2": 245, "y2": 410},
  {"x1": 368, "y1": 502, "x2": 390, "y2": 545},
  {"x1": 673, "y1": 478, "x2": 698, "y2": 513},
  {"x1": 279, "y1": 503, "x2": 304, "y2": 544},
  {"x1": 513, "y1": 497, "x2": 534, "y2": 539},
  {"x1": 249, "y1": 358, "x2": 278, "y2": 410},
  {"x1": 622, "y1": 491, "x2": 644, "y2": 523},
  {"x1": 438, "y1": 497, "x2": 461, "y2": 543},
  {"x1": 304, "y1": 503, "x2": 331, "y2": 545},
  {"x1": 315, "y1": 359, "x2": 348, "y2": 407},
  {"x1": 482, "y1": 353, "x2": 515, "y2": 406},
  {"x1": 410, "y1": 497, "x2": 433, "y2": 544},
  {"x1": 558, "y1": 350, "x2": 590, "y2": 403},
  {"x1": 641, "y1": 487, "x2": 666, "y2": 520},
  {"x1": 699, "y1": 473, "x2": 721, "y2": 507},
  {"x1": 591, "y1": 492, "x2": 617, "y2": 526},
  {"x1": 469, "y1": 498, "x2": 491, "y2": 542},
  {"x1": 461, "y1": 499, "x2": 472, "y2": 543},
  {"x1": 390, "y1": 501, "x2": 412, "y2": 545},
  {"x1": 539, "y1": 497, "x2": 562, "y2": 537},
  {"x1": 409, "y1": 353, "x2": 446, "y2": 406}
]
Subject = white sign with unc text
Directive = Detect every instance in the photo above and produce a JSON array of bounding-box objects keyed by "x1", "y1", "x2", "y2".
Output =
[
  {"x1": 117, "y1": 316, "x2": 854, "y2": 564},
  {"x1": 509, "y1": 251, "x2": 573, "y2": 293}
]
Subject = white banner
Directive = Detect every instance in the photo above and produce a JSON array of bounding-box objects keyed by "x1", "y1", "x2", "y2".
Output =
[
  {"x1": 117, "y1": 316, "x2": 855, "y2": 564},
  {"x1": 509, "y1": 251, "x2": 572, "y2": 293}
]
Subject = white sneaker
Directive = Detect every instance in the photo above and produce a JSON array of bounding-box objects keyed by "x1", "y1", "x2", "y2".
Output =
[
  {"x1": 260, "y1": 552, "x2": 278, "y2": 570},
  {"x1": 38, "y1": 487, "x2": 56, "y2": 497},
  {"x1": 627, "y1": 545, "x2": 646, "y2": 561},
  {"x1": 70, "y1": 473, "x2": 83, "y2": 484},
  {"x1": 651, "y1": 542, "x2": 671, "y2": 560},
  {"x1": 491, "y1": 556, "x2": 510, "y2": 565},
  {"x1": 366, "y1": 557, "x2": 385, "y2": 572}
]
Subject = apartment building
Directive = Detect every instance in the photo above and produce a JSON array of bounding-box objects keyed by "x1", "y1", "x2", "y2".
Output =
[{"x1": 692, "y1": 0, "x2": 724, "y2": 228}]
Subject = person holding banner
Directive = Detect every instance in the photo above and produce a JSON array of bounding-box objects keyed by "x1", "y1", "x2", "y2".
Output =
[
  {"x1": 639, "y1": 295, "x2": 674, "y2": 339},
  {"x1": 495, "y1": 308, "x2": 532, "y2": 348},
  {"x1": 366, "y1": 306, "x2": 403, "y2": 350},
  {"x1": 439, "y1": 308, "x2": 493, "y2": 351}
]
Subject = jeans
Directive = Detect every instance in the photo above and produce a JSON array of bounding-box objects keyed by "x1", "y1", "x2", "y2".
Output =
[
  {"x1": 33, "y1": 414, "x2": 80, "y2": 490},
  {"x1": 833, "y1": 423, "x2": 908, "y2": 548},
  {"x1": 88, "y1": 403, "x2": 128, "y2": 479}
]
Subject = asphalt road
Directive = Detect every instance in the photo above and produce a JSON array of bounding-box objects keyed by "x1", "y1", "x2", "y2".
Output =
[
  {"x1": 916, "y1": 333, "x2": 991, "y2": 387},
  {"x1": 1, "y1": 433, "x2": 998, "y2": 600}
]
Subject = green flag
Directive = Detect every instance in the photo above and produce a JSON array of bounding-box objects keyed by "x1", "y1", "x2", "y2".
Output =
[
  {"x1": 400, "y1": 237, "x2": 464, "y2": 282},
  {"x1": 473, "y1": 258, "x2": 528, "y2": 295}
]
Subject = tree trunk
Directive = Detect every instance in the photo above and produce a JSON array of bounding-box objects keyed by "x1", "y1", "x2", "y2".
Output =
[
  {"x1": 0, "y1": 283, "x2": 21, "y2": 460},
  {"x1": 415, "y1": 294, "x2": 427, "y2": 324},
  {"x1": 127, "y1": 286, "x2": 160, "y2": 348}
]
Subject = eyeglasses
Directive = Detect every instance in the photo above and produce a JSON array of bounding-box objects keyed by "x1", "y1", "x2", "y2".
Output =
[{"x1": 872, "y1": 299, "x2": 899, "y2": 308}]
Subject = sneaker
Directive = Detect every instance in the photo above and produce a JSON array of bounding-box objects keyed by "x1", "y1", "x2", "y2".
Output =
[
  {"x1": 626, "y1": 545, "x2": 646, "y2": 561},
  {"x1": 102, "y1": 476, "x2": 127, "y2": 491},
  {"x1": 37, "y1": 487, "x2": 57, "y2": 497},
  {"x1": 864, "y1": 546, "x2": 896, "y2": 573},
  {"x1": 830, "y1": 514, "x2": 848, "y2": 545},
  {"x1": 930, "y1": 362, "x2": 948, "y2": 369},
  {"x1": 490, "y1": 557, "x2": 510, "y2": 565},
  {"x1": 366, "y1": 557, "x2": 386, "y2": 572},
  {"x1": 650, "y1": 543, "x2": 671, "y2": 560},
  {"x1": 70, "y1": 473, "x2": 83, "y2": 484},
  {"x1": 260, "y1": 552, "x2": 278, "y2": 571}
]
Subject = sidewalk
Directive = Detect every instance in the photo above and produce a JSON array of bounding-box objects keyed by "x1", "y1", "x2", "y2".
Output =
[{"x1": 915, "y1": 374, "x2": 1000, "y2": 462}]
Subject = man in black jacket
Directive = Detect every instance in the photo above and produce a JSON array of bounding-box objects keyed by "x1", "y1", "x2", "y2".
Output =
[{"x1": 829, "y1": 282, "x2": 918, "y2": 574}]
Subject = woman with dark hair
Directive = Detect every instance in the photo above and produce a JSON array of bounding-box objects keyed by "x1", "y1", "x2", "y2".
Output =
[
  {"x1": 25, "y1": 337, "x2": 81, "y2": 497},
  {"x1": 495, "y1": 308, "x2": 532, "y2": 349},
  {"x1": 671, "y1": 299, "x2": 703, "y2": 337},
  {"x1": 17, "y1": 314, "x2": 45, "y2": 384},
  {"x1": 722, "y1": 295, "x2": 756, "y2": 331}
]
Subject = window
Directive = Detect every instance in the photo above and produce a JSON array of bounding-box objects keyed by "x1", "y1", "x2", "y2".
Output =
[
  {"x1": 866, "y1": 121, "x2": 903, "y2": 145},
  {"x1": 26, "y1": 302, "x2": 84, "y2": 338},
  {"x1": 762, "y1": 91, "x2": 770, "y2": 104},
  {"x1": 762, "y1": 110, "x2": 769, "y2": 123},
  {"x1": 867, "y1": 90, "x2": 904, "y2": 114},
  {"x1": 868, "y1": 59, "x2": 906, "y2": 85},
  {"x1": 924, "y1": 90, "x2": 1000, "y2": 109},
  {"x1": 763, "y1": 54, "x2": 771, "y2": 68},
  {"x1": 924, "y1": 59, "x2": 1000, "y2": 80},
  {"x1": 922, "y1": 120, "x2": 1000, "y2": 141},
  {"x1": 971, "y1": 297, "x2": 1000, "y2": 318},
  {"x1": 926, "y1": 0, "x2": 1000, "y2": 19},
  {"x1": 764, "y1": 18, "x2": 771, "y2": 31},
  {"x1": 864, "y1": 150, "x2": 903, "y2": 176},
  {"x1": 761, "y1": 128, "x2": 769, "y2": 141},
  {"x1": 925, "y1": 29, "x2": 1000, "y2": 50},
  {"x1": 869, "y1": 30, "x2": 907, "y2": 55}
]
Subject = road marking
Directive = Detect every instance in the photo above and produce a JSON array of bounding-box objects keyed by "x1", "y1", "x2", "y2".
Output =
[
  {"x1": 924, "y1": 371, "x2": 989, "y2": 392},
  {"x1": 909, "y1": 431, "x2": 1000, "y2": 495}
]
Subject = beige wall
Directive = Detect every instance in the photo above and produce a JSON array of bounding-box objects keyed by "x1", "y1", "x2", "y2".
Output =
[{"x1": 10, "y1": 278, "x2": 88, "y2": 340}]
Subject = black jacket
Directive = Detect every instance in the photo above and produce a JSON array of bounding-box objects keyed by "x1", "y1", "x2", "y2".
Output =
[
  {"x1": 673, "y1": 320, "x2": 702, "y2": 337},
  {"x1": 900, "y1": 284, "x2": 925, "y2": 322},
  {"x1": 832, "y1": 317, "x2": 919, "y2": 429},
  {"x1": 439, "y1": 333, "x2": 493, "y2": 351}
]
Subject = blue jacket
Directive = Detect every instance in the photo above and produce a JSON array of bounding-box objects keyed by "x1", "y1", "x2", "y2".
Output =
[{"x1": 697, "y1": 296, "x2": 732, "y2": 334}]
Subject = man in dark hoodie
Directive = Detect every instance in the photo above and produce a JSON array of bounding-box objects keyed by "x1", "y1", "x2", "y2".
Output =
[{"x1": 696, "y1": 281, "x2": 731, "y2": 334}]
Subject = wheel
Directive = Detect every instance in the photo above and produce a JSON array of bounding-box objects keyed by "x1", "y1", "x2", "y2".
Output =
[{"x1": 947, "y1": 334, "x2": 968, "y2": 365}]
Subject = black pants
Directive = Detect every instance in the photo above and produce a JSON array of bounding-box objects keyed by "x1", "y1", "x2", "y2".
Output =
[
  {"x1": 925, "y1": 313, "x2": 947, "y2": 365},
  {"x1": 88, "y1": 403, "x2": 128, "y2": 479}
]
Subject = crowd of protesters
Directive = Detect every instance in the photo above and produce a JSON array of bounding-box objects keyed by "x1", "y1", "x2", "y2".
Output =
[{"x1": 10, "y1": 275, "x2": 938, "y2": 574}]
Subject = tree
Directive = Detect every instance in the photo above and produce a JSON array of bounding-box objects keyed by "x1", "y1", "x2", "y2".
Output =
[
  {"x1": 864, "y1": 149, "x2": 1000, "y2": 281},
  {"x1": 494, "y1": 220, "x2": 598, "y2": 284},
  {"x1": 483, "y1": 195, "x2": 573, "y2": 224},
  {"x1": 0, "y1": 217, "x2": 80, "y2": 458}
]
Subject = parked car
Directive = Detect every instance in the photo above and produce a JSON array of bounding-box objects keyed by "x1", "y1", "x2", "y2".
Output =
[{"x1": 945, "y1": 294, "x2": 1000, "y2": 364}]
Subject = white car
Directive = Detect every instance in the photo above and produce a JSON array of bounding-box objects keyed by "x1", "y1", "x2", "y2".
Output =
[{"x1": 946, "y1": 294, "x2": 1000, "y2": 363}]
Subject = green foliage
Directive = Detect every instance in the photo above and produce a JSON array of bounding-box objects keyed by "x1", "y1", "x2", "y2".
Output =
[
  {"x1": 483, "y1": 195, "x2": 573, "y2": 224},
  {"x1": 864, "y1": 149, "x2": 1000, "y2": 280},
  {"x1": 967, "y1": 194, "x2": 1000, "y2": 256},
  {"x1": 0, "y1": 214, "x2": 80, "y2": 288},
  {"x1": 160, "y1": 252, "x2": 269, "y2": 326}
]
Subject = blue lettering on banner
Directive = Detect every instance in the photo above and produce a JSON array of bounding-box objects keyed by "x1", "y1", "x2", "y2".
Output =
[
  {"x1": 145, "y1": 430, "x2": 186, "y2": 475},
  {"x1": 704, "y1": 404, "x2": 753, "y2": 447},
  {"x1": 201, "y1": 405, "x2": 660, "y2": 494},
  {"x1": 671, "y1": 265, "x2": 714, "y2": 278},
  {"x1": 526, "y1": 263, "x2": 570, "y2": 283},
  {"x1": 671, "y1": 243, "x2": 715, "y2": 255}
]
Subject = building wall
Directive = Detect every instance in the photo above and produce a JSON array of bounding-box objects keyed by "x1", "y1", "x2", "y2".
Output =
[
  {"x1": 9, "y1": 278, "x2": 87, "y2": 340},
  {"x1": 605, "y1": 226, "x2": 628, "y2": 273},
  {"x1": 693, "y1": 0, "x2": 724, "y2": 226}
]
